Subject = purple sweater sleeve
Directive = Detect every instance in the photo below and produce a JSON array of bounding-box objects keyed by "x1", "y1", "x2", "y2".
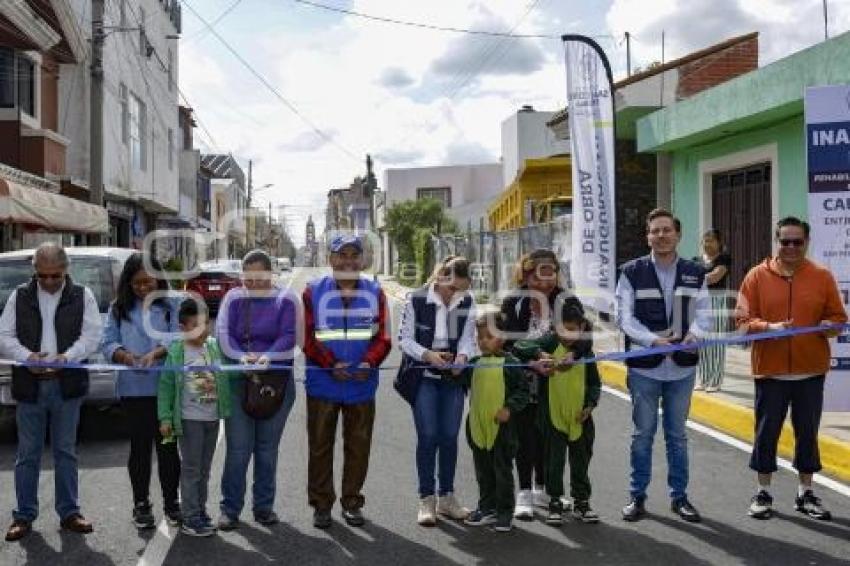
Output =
[
  {"x1": 214, "y1": 289, "x2": 246, "y2": 360},
  {"x1": 263, "y1": 291, "x2": 297, "y2": 360}
]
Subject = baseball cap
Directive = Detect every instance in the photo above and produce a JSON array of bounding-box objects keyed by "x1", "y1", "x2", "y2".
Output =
[{"x1": 329, "y1": 235, "x2": 363, "y2": 253}]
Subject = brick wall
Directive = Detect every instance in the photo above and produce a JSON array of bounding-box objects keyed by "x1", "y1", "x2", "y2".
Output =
[{"x1": 677, "y1": 36, "x2": 758, "y2": 99}]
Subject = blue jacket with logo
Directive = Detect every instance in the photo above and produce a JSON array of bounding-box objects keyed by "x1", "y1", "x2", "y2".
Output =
[
  {"x1": 621, "y1": 255, "x2": 705, "y2": 369},
  {"x1": 304, "y1": 275, "x2": 386, "y2": 404}
]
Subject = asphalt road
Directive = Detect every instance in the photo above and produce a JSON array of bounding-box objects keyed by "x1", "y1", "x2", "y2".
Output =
[{"x1": 1, "y1": 268, "x2": 849, "y2": 565}]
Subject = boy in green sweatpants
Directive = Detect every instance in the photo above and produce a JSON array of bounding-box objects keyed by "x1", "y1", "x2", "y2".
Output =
[
  {"x1": 462, "y1": 312, "x2": 529, "y2": 533},
  {"x1": 514, "y1": 304, "x2": 600, "y2": 525}
]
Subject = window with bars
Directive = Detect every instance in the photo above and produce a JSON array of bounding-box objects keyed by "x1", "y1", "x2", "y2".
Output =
[
  {"x1": 17, "y1": 56, "x2": 35, "y2": 117},
  {"x1": 416, "y1": 186, "x2": 452, "y2": 208},
  {"x1": 119, "y1": 83, "x2": 129, "y2": 144},
  {"x1": 167, "y1": 49, "x2": 174, "y2": 92},
  {"x1": 129, "y1": 93, "x2": 147, "y2": 170},
  {"x1": 167, "y1": 128, "x2": 174, "y2": 170},
  {"x1": 0, "y1": 48, "x2": 14, "y2": 108}
]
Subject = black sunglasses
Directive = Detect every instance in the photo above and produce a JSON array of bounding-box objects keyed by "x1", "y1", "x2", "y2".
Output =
[
  {"x1": 778, "y1": 238, "x2": 805, "y2": 248},
  {"x1": 36, "y1": 273, "x2": 64, "y2": 281}
]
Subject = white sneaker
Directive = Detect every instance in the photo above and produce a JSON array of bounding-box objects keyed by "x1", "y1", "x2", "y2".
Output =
[
  {"x1": 514, "y1": 489, "x2": 534, "y2": 520},
  {"x1": 436, "y1": 493, "x2": 469, "y2": 521},
  {"x1": 418, "y1": 496, "x2": 437, "y2": 526},
  {"x1": 533, "y1": 485, "x2": 549, "y2": 509}
]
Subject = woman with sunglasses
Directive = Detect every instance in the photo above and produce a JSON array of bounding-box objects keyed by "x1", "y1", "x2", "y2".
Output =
[
  {"x1": 397, "y1": 256, "x2": 477, "y2": 526},
  {"x1": 215, "y1": 250, "x2": 298, "y2": 529},
  {"x1": 693, "y1": 229, "x2": 732, "y2": 392},
  {"x1": 500, "y1": 249, "x2": 589, "y2": 520},
  {"x1": 101, "y1": 252, "x2": 182, "y2": 529}
]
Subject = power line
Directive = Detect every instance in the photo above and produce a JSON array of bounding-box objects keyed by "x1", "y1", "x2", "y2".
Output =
[
  {"x1": 445, "y1": 0, "x2": 543, "y2": 101},
  {"x1": 183, "y1": 0, "x2": 245, "y2": 44},
  {"x1": 182, "y1": 0, "x2": 362, "y2": 164},
  {"x1": 378, "y1": 0, "x2": 545, "y2": 164},
  {"x1": 292, "y1": 0, "x2": 563, "y2": 38},
  {"x1": 106, "y1": 0, "x2": 222, "y2": 151}
]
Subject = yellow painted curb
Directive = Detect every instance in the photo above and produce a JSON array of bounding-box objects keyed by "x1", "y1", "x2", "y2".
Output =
[{"x1": 598, "y1": 361, "x2": 850, "y2": 484}]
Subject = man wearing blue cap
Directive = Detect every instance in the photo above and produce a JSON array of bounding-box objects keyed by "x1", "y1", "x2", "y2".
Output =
[{"x1": 302, "y1": 235, "x2": 392, "y2": 529}]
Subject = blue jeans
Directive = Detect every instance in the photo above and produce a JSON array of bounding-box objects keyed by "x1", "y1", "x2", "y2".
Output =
[
  {"x1": 220, "y1": 375, "x2": 296, "y2": 519},
  {"x1": 627, "y1": 370, "x2": 695, "y2": 501},
  {"x1": 413, "y1": 378, "x2": 465, "y2": 497},
  {"x1": 14, "y1": 379, "x2": 84, "y2": 522}
]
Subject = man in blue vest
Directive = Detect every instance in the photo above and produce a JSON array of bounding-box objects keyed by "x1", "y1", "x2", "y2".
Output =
[
  {"x1": 616, "y1": 209, "x2": 711, "y2": 523},
  {"x1": 0, "y1": 243, "x2": 103, "y2": 541},
  {"x1": 302, "y1": 235, "x2": 392, "y2": 529}
]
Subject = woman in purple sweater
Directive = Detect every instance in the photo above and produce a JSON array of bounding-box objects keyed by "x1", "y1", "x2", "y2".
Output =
[{"x1": 215, "y1": 250, "x2": 298, "y2": 529}]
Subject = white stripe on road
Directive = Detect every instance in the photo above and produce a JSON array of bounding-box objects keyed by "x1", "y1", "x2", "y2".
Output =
[
  {"x1": 137, "y1": 423, "x2": 226, "y2": 566},
  {"x1": 602, "y1": 385, "x2": 850, "y2": 499}
]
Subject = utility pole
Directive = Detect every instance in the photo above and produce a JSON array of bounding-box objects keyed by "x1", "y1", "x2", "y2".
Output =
[
  {"x1": 90, "y1": 0, "x2": 105, "y2": 245},
  {"x1": 625, "y1": 31, "x2": 631, "y2": 77},
  {"x1": 247, "y1": 159, "x2": 253, "y2": 247},
  {"x1": 823, "y1": 0, "x2": 829, "y2": 40}
]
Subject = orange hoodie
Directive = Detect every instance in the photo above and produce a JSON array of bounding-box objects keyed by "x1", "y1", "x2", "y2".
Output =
[{"x1": 736, "y1": 257, "x2": 847, "y2": 377}]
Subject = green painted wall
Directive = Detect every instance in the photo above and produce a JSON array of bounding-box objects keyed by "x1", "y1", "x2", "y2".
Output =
[
  {"x1": 671, "y1": 114, "x2": 806, "y2": 257},
  {"x1": 637, "y1": 30, "x2": 850, "y2": 152}
]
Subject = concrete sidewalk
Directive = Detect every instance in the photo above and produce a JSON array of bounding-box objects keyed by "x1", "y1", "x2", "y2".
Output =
[{"x1": 378, "y1": 275, "x2": 850, "y2": 483}]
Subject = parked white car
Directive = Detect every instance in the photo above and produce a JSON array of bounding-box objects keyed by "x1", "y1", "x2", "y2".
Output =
[{"x1": 0, "y1": 247, "x2": 137, "y2": 410}]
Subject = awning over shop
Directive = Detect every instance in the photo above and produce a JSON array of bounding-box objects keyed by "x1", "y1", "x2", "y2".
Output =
[{"x1": 0, "y1": 179, "x2": 108, "y2": 234}]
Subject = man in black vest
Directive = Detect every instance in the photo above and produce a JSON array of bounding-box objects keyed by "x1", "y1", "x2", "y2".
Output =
[
  {"x1": 616, "y1": 209, "x2": 710, "y2": 523},
  {"x1": 0, "y1": 243, "x2": 102, "y2": 541}
]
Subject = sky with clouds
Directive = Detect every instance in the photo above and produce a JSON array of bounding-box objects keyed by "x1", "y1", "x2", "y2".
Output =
[{"x1": 178, "y1": 0, "x2": 850, "y2": 245}]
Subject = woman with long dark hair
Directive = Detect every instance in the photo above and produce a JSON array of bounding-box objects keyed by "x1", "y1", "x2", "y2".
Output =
[
  {"x1": 694, "y1": 229, "x2": 732, "y2": 392},
  {"x1": 397, "y1": 256, "x2": 477, "y2": 526},
  {"x1": 101, "y1": 252, "x2": 181, "y2": 529},
  {"x1": 500, "y1": 249, "x2": 589, "y2": 520}
]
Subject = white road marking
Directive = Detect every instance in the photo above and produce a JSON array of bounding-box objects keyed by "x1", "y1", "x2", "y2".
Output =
[
  {"x1": 137, "y1": 423, "x2": 226, "y2": 566},
  {"x1": 602, "y1": 385, "x2": 850, "y2": 499}
]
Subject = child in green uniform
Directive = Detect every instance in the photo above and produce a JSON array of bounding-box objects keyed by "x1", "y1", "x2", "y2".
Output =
[
  {"x1": 514, "y1": 304, "x2": 600, "y2": 525},
  {"x1": 462, "y1": 311, "x2": 529, "y2": 533}
]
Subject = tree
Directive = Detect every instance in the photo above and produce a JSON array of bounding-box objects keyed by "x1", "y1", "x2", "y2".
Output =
[{"x1": 385, "y1": 199, "x2": 457, "y2": 263}]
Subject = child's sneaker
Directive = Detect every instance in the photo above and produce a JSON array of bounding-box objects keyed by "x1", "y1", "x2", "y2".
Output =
[
  {"x1": 533, "y1": 485, "x2": 549, "y2": 509},
  {"x1": 545, "y1": 498, "x2": 564, "y2": 526},
  {"x1": 572, "y1": 501, "x2": 599, "y2": 524},
  {"x1": 132, "y1": 502, "x2": 155, "y2": 529},
  {"x1": 493, "y1": 513, "x2": 513, "y2": 533},
  {"x1": 513, "y1": 490, "x2": 534, "y2": 520},
  {"x1": 436, "y1": 493, "x2": 470, "y2": 521},
  {"x1": 180, "y1": 519, "x2": 215, "y2": 537},
  {"x1": 164, "y1": 506, "x2": 182, "y2": 527},
  {"x1": 748, "y1": 490, "x2": 773, "y2": 520},
  {"x1": 794, "y1": 490, "x2": 831, "y2": 520},
  {"x1": 464, "y1": 508, "x2": 497, "y2": 526},
  {"x1": 217, "y1": 514, "x2": 239, "y2": 531}
]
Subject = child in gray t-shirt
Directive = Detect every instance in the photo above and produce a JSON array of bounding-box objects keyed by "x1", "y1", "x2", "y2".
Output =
[{"x1": 158, "y1": 300, "x2": 232, "y2": 537}]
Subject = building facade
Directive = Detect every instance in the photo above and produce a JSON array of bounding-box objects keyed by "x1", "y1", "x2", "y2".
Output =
[
  {"x1": 636, "y1": 31, "x2": 850, "y2": 290},
  {"x1": 501, "y1": 105, "x2": 571, "y2": 187},
  {"x1": 0, "y1": 0, "x2": 108, "y2": 251},
  {"x1": 205, "y1": 154, "x2": 247, "y2": 259},
  {"x1": 547, "y1": 32, "x2": 759, "y2": 268},
  {"x1": 60, "y1": 0, "x2": 182, "y2": 249}
]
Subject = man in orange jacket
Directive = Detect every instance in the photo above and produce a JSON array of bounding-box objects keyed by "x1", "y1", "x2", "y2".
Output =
[{"x1": 736, "y1": 216, "x2": 847, "y2": 521}]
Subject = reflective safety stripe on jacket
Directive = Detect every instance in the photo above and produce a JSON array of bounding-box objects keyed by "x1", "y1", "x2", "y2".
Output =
[{"x1": 305, "y1": 275, "x2": 382, "y2": 404}]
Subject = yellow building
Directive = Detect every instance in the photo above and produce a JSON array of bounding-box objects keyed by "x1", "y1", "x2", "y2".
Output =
[{"x1": 488, "y1": 156, "x2": 572, "y2": 231}]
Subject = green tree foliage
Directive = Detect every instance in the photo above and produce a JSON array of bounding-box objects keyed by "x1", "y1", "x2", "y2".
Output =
[{"x1": 385, "y1": 199, "x2": 457, "y2": 263}]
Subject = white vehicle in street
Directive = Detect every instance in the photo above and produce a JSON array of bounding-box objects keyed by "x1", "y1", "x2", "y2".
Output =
[{"x1": 0, "y1": 247, "x2": 137, "y2": 416}]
